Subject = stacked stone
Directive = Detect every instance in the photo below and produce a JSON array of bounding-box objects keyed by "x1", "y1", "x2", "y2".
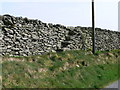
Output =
[
  {"x1": 1, "y1": 15, "x2": 68, "y2": 56},
  {"x1": 0, "y1": 15, "x2": 4, "y2": 56},
  {"x1": 0, "y1": 14, "x2": 120, "y2": 56},
  {"x1": 60, "y1": 26, "x2": 92, "y2": 50},
  {"x1": 95, "y1": 28, "x2": 120, "y2": 51}
]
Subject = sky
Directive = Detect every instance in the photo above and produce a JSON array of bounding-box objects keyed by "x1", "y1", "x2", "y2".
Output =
[{"x1": 0, "y1": 0, "x2": 119, "y2": 31}]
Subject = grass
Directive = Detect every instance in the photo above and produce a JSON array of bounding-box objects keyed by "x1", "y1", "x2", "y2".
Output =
[{"x1": 2, "y1": 49, "x2": 120, "y2": 88}]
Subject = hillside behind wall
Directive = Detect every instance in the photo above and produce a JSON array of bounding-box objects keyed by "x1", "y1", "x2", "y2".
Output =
[{"x1": 0, "y1": 15, "x2": 120, "y2": 56}]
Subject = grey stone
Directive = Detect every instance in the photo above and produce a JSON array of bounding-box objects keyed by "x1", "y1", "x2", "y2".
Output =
[{"x1": 0, "y1": 14, "x2": 120, "y2": 56}]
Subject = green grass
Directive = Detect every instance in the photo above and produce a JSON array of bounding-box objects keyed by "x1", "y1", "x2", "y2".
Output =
[{"x1": 2, "y1": 50, "x2": 120, "y2": 88}]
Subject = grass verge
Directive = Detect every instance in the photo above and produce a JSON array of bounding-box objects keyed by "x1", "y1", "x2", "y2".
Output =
[{"x1": 2, "y1": 50, "x2": 120, "y2": 88}]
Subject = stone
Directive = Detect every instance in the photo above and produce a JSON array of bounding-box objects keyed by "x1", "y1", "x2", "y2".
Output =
[
  {"x1": 12, "y1": 48, "x2": 20, "y2": 51},
  {"x1": 2, "y1": 14, "x2": 14, "y2": 27},
  {"x1": 0, "y1": 14, "x2": 120, "y2": 56},
  {"x1": 63, "y1": 48, "x2": 70, "y2": 51},
  {"x1": 32, "y1": 34, "x2": 39, "y2": 39},
  {"x1": 61, "y1": 41, "x2": 72, "y2": 48},
  {"x1": 7, "y1": 45, "x2": 12, "y2": 48}
]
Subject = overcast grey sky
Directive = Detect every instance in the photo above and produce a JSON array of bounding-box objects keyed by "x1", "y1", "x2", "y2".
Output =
[{"x1": 0, "y1": 0, "x2": 119, "y2": 31}]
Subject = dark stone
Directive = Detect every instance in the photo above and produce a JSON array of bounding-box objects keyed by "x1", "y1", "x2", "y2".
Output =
[
  {"x1": 68, "y1": 30, "x2": 76, "y2": 36},
  {"x1": 61, "y1": 41, "x2": 71, "y2": 48},
  {"x1": 2, "y1": 14, "x2": 14, "y2": 27},
  {"x1": 65, "y1": 36, "x2": 71, "y2": 41},
  {"x1": 55, "y1": 49, "x2": 63, "y2": 52},
  {"x1": 24, "y1": 17, "x2": 29, "y2": 23},
  {"x1": 81, "y1": 61, "x2": 87, "y2": 66}
]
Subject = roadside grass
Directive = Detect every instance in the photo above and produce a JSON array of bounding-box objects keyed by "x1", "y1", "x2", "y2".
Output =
[{"x1": 2, "y1": 50, "x2": 120, "y2": 88}]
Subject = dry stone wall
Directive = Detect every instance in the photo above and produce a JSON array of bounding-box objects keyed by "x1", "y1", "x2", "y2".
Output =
[{"x1": 0, "y1": 14, "x2": 120, "y2": 56}]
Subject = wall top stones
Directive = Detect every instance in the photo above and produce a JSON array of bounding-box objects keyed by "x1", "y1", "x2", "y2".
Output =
[{"x1": 0, "y1": 14, "x2": 120, "y2": 56}]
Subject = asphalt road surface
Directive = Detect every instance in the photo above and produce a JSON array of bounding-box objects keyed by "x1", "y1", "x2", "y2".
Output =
[{"x1": 104, "y1": 80, "x2": 120, "y2": 89}]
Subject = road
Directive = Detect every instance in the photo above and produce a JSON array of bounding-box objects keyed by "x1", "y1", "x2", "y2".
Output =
[{"x1": 104, "y1": 80, "x2": 120, "y2": 89}]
